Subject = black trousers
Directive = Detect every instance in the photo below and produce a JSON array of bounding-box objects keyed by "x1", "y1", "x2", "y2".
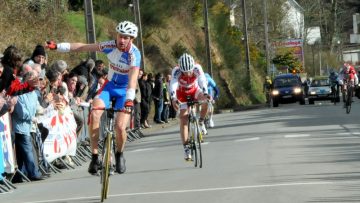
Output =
[
  {"x1": 140, "y1": 100, "x2": 150, "y2": 124},
  {"x1": 134, "y1": 101, "x2": 141, "y2": 128}
]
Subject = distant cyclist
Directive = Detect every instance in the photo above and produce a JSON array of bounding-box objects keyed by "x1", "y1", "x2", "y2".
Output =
[
  {"x1": 169, "y1": 53, "x2": 209, "y2": 161},
  {"x1": 339, "y1": 63, "x2": 357, "y2": 105},
  {"x1": 328, "y1": 70, "x2": 340, "y2": 97},
  {"x1": 46, "y1": 21, "x2": 141, "y2": 175},
  {"x1": 263, "y1": 76, "x2": 273, "y2": 104},
  {"x1": 204, "y1": 73, "x2": 219, "y2": 128}
]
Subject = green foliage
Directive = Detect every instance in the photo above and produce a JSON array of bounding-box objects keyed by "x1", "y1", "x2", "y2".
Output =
[
  {"x1": 272, "y1": 52, "x2": 302, "y2": 73},
  {"x1": 172, "y1": 42, "x2": 188, "y2": 59},
  {"x1": 144, "y1": 44, "x2": 161, "y2": 57}
]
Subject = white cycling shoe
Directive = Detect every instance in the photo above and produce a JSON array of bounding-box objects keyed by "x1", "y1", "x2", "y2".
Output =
[
  {"x1": 184, "y1": 146, "x2": 192, "y2": 161},
  {"x1": 199, "y1": 122, "x2": 208, "y2": 135},
  {"x1": 209, "y1": 119, "x2": 214, "y2": 128}
]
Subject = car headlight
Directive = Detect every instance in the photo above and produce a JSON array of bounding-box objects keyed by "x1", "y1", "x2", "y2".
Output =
[
  {"x1": 294, "y1": 87, "x2": 302, "y2": 94},
  {"x1": 272, "y1": 90, "x2": 279, "y2": 96},
  {"x1": 310, "y1": 91, "x2": 316, "y2": 95}
]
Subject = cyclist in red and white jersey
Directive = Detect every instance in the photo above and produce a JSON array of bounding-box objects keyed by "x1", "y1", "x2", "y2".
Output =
[
  {"x1": 339, "y1": 62, "x2": 358, "y2": 106},
  {"x1": 342, "y1": 63, "x2": 357, "y2": 85},
  {"x1": 169, "y1": 53, "x2": 209, "y2": 161}
]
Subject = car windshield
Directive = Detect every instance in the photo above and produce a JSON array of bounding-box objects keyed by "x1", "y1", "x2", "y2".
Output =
[
  {"x1": 311, "y1": 79, "x2": 330, "y2": 87},
  {"x1": 274, "y1": 78, "x2": 299, "y2": 87}
]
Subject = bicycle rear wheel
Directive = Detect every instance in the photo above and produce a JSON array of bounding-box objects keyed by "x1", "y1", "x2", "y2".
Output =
[
  {"x1": 346, "y1": 87, "x2": 352, "y2": 114},
  {"x1": 101, "y1": 133, "x2": 112, "y2": 202}
]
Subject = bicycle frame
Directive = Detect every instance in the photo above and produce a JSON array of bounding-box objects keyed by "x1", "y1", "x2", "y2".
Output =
[
  {"x1": 92, "y1": 100, "x2": 122, "y2": 202},
  {"x1": 186, "y1": 97, "x2": 203, "y2": 168}
]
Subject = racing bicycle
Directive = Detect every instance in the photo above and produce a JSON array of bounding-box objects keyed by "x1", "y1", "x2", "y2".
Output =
[
  {"x1": 343, "y1": 80, "x2": 353, "y2": 114},
  {"x1": 92, "y1": 99, "x2": 121, "y2": 202},
  {"x1": 330, "y1": 82, "x2": 337, "y2": 105},
  {"x1": 186, "y1": 96, "x2": 203, "y2": 168}
]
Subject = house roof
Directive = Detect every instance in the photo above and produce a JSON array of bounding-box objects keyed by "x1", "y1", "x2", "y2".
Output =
[{"x1": 287, "y1": 0, "x2": 304, "y2": 12}]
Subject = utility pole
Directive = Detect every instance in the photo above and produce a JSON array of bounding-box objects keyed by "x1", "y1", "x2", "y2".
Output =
[
  {"x1": 84, "y1": 0, "x2": 97, "y2": 60},
  {"x1": 203, "y1": 0, "x2": 213, "y2": 77},
  {"x1": 263, "y1": 0, "x2": 270, "y2": 76},
  {"x1": 133, "y1": 0, "x2": 146, "y2": 70},
  {"x1": 241, "y1": 0, "x2": 251, "y2": 89}
]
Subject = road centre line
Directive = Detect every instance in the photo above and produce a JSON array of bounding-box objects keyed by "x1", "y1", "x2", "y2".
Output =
[
  {"x1": 24, "y1": 181, "x2": 333, "y2": 203},
  {"x1": 130, "y1": 148, "x2": 155, "y2": 153},
  {"x1": 235, "y1": 137, "x2": 260, "y2": 142},
  {"x1": 284, "y1": 134, "x2": 310, "y2": 138},
  {"x1": 336, "y1": 132, "x2": 360, "y2": 135}
]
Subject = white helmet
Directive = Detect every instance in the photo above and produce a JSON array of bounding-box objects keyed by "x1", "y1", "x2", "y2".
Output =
[
  {"x1": 178, "y1": 53, "x2": 195, "y2": 72},
  {"x1": 115, "y1": 21, "x2": 138, "y2": 38}
]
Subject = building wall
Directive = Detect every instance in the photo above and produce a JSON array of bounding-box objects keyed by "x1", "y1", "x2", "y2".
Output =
[{"x1": 282, "y1": 0, "x2": 304, "y2": 39}]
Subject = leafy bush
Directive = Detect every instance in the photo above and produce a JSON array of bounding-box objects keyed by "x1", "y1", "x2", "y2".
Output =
[{"x1": 172, "y1": 42, "x2": 188, "y2": 59}]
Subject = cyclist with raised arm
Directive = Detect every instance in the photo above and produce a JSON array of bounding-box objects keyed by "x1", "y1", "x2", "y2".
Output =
[
  {"x1": 169, "y1": 53, "x2": 209, "y2": 161},
  {"x1": 204, "y1": 72, "x2": 219, "y2": 128},
  {"x1": 46, "y1": 21, "x2": 140, "y2": 175}
]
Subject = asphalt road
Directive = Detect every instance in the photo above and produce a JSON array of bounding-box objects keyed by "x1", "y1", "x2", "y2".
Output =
[{"x1": 2, "y1": 100, "x2": 360, "y2": 203}]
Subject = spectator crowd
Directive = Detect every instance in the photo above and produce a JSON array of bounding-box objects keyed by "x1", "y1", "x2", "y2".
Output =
[{"x1": 0, "y1": 44, "x2": 177, "y2": 184}]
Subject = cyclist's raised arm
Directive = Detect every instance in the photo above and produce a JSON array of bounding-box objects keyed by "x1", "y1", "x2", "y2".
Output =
[
  {"x1": 69, "y1": 43, "x2": 100, "y2": 52},
  {"x1": 46, "y1": 41, "x2": 100, "y2": 52}
]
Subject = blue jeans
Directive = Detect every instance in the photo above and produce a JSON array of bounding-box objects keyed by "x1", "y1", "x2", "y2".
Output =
[
  {"x1": 15, "y1": 133, "x2": 42, "y2": 179},
  {"x1": 154, "y1": 98, "x2": 164, "y2": 122}
]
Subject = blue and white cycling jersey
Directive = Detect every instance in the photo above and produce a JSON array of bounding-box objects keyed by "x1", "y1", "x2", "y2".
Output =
[
  {"x1": 99, "y1": 40, "x2": 141, "y2": 88},
  {"x1": 96, "y1": 40, "x2": 141, "y2": 109},
  {"x1": 204, "y1": 73, "x2": 219, "y2": 99}
]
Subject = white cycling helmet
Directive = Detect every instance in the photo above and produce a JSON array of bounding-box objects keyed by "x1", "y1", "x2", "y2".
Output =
[
  {"x1": 115, "y1": 21, "x2": 138, "y2": 38},
  {"x1": 178, "y1": 53, "x2": 195, "y2": 72}
]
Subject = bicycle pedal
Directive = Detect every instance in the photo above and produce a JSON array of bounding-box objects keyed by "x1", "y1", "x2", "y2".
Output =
[
  {"x1": 184, "y1": 158, "x2": 192, "y2": 162},
  {"x1": 89, "y1": 171, "x2": 100, "y2": 176}
]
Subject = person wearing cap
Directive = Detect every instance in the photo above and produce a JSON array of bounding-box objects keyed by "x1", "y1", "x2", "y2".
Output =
[
  {"x1": 29, "y1": 45, "x2": 47, "y2": 66},
  {"x1": 46, "y1": 20, "x2": 141, "y2": 175},
  {"x1": 51, "y1": 60, "x2": 68, "y2": 75}
]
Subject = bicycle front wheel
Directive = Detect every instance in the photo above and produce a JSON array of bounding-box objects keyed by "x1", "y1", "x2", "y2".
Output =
[
  {"x1": 195, "y1": 122, "x2": 203, "y2": 168},
  {"x1": 346, "y1": 87, "x2": 352, "y2": 114},
  {"x1": 101, "y1": 133, "x2": 112, "y2": 202},
  {"x1": 189, "y1": 121, "x2": 198, "y2": 166}
]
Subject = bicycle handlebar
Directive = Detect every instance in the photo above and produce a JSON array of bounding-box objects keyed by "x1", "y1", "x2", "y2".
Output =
[{"x1": 91, "y1": 106, "x2": 124, "y2": 112}]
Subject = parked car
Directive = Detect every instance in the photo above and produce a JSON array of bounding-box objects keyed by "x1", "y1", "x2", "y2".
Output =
[
  {"x1": 308, "y1": 76, "x2": 340, "y2": 104},
  {"x1": 271, "y1": 74, "x2": 305, "y2": 107}
]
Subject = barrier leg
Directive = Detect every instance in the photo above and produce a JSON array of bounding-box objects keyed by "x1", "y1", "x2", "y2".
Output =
[{"x1": 2, "y1": 178, "x2": 16, "y2": 190}]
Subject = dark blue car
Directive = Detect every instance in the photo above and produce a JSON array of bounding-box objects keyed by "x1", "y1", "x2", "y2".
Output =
[{"x1": 271, "y1": 74, "x2": 305, "y2": 107}]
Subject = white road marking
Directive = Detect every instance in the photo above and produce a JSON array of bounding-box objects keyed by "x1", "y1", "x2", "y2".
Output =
[
  {"x1": 284, "y1": 134, "x2": 310, "y2": 138},
  {"x1": 336, "y1": 132, "x2": 353, "y2": 135},
  {"x1": 24, "y1": 181, "x2": 333, "y2": 203},
  {"x1": 201, "y1": 142, "x2": 209, "y2": 145},
  {"x1": 130, "y1": 148, "x2": 155, "y2": 153},
  {"x1": 235, "y1": 137, "x2": 260, "y2": 142}
]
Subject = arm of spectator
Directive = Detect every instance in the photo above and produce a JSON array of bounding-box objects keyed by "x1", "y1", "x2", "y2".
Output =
[
  {"x1": 6, "y1": 78, "x2": 34, "y2": 96},
  {"x1": 13, "y1": 95, "x2": 32, "y2": 121},
  {"x1": 0, "y1": 67, "x2": 13, "y2": 93}
]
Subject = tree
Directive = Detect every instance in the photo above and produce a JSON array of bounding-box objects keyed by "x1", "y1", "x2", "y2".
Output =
[{"x1": 272, "y1": 52, "x2": 303, "y2": 73}]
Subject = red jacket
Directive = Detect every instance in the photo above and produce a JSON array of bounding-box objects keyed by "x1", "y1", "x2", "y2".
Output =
[{"x1": 6, "y1": 77, "x2": 34, "y2": 96}]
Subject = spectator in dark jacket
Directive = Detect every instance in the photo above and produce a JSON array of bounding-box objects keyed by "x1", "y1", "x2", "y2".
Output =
[
  {"x1": 153, "y1": 73, "x2": 164, "y2": 124},
  {"x1": 139, "y1": 72, "x2": 151, "y2": 128}
]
